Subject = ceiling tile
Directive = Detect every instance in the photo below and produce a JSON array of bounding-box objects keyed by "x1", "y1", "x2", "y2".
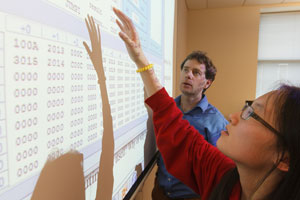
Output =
[
  {"x1": 185, "y1": 0, "x2": 207, "y2": 9},
  {"x1": 245, "y1": 0, "x2": 283, "y2": 5},
  {"x1": 208, "y1": 0, "x2": 244, "y2": 8},
  {"x1": 185, "y1": 0, "x2": 300, "y2": 10},
  {"x1": 284, "y1": 0, "x2": 300, "y2": 3}
]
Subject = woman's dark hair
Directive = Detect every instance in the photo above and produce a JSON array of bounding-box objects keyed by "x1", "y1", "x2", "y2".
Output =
[{"x1": 208, "y1": 84, "x2": 300, "y2": 200}]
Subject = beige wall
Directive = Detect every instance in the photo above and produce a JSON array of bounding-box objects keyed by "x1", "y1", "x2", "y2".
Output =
[
  {"x1": 173, "y1": 0, "x2": 189, "y2": 97},
  {"x1": 187, "y1": 7, "x2": 261, "y2": 118},
  {"x1": 182, "y1": 3, "x2": 300, "y2": 117}
]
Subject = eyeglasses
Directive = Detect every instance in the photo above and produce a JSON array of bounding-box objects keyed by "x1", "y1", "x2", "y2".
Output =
[{"x1": 241, "y1": 104, "x2": 280, "y2": 135}]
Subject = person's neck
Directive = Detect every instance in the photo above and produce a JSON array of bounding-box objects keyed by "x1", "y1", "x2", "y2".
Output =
[
  {"x1": 237, "y1": 164, "x2": 283, "y2": 200},
  {"x1": 180, "y1": 93, "x2": 202, "y2": 112}
]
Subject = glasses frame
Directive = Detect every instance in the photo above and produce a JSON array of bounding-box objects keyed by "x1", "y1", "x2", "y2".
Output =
[{"x1": 241, "y1": 104, "x2": 281, "y2": 135}]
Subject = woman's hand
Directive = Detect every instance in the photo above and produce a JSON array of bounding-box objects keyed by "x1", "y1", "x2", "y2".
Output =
[
  {"x1": 113, "y1": 8, "x2": 162, "y2": 97},
  {"x1": 83, "y1": 15, "x2": 104, "y2": 79},
  {"x1": 113, "y1": 7, "x2": 149, "y2": 68}
]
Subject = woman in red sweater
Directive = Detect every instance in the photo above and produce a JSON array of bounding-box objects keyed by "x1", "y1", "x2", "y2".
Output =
[{"x1": 84, "y1": 9, "x2": 300, "y2": 200}]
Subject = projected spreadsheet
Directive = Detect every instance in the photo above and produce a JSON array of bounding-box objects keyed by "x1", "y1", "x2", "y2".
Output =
[{"x1": 0, "y1": 0, "x2": 170, "y2": 199}]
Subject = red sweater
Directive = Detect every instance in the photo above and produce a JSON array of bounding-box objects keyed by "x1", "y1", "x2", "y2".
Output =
[{"x1": 145, "y1": 88, "x2": 241, "y2": 200}]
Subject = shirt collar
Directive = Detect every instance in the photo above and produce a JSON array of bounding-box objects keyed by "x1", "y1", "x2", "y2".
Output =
[{"x1": 175, "y1": 94, "x2": 209, "y2": 113}]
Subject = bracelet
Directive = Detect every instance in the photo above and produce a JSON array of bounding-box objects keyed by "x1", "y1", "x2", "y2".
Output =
[{"x1": 136, "y1": 64, "x2": 153, "y2": 73}]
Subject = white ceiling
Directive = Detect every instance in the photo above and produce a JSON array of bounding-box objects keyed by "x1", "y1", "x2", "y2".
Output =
[{"x1": 185, "y1": 0, "x2": 300, "y2": 9}]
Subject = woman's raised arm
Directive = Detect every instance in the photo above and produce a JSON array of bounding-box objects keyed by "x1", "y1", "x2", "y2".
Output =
[{"x1": 113, "y1": 8, "x2": 162, "y2": 97}]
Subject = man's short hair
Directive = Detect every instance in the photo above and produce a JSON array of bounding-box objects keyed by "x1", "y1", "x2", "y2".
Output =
[{"x1": 180, "y1": 51, "x2": 217, "y2": 82}]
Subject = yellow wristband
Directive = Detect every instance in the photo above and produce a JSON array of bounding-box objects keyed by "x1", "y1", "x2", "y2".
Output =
[{"x1": 136, "y1": 64, "x2": 153, "y2": 73}]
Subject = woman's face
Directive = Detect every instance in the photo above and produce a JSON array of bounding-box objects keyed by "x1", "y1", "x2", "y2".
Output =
[{"x1": 217, "y1": 92, "x2": 279, "y2": 170}]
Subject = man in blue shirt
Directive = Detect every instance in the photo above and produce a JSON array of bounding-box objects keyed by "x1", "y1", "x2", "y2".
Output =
[{"x1": 152, "y1": 51, "x2": 228, "y2": 200}]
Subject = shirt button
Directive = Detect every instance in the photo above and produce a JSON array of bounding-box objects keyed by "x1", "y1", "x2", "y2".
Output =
[{"x1": 168, "y1": 178, "x2": 171, "y2": 182}]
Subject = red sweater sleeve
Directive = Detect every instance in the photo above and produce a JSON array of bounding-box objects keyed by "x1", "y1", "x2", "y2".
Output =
[{"x1": 145, "y1": 88, "x2": 236, "y2": 200}]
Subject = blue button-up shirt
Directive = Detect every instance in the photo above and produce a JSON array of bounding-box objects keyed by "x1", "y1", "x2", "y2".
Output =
[{"x1": 157, "y1": 94, "x2": 228, "y2": 198}]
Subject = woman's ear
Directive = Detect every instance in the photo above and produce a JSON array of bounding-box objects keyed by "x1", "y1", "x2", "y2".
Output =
[{"x1": 276, "y1": 156, "x2": 289, "y2": 172}]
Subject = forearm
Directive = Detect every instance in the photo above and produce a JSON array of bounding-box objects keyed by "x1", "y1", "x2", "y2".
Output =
[
  {"x1": 139, "y1": 67, "x2": 162, "y2": 98},
  {"x1": 132, "y1": 58, "x2": 162, "y2": 97}
]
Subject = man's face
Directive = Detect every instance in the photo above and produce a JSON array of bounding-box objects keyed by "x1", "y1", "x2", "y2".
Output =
[{"x1": 179, "y1": 59, "x2": 212, "y2": 97}]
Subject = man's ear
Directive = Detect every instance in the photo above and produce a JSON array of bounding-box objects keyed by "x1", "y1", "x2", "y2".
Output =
[
  {"x1": 204, "y1": 79, "x2": 212, "y2": 89},
  {"x1": 276, "y1": 156, "x2": 289, "y2": 172}
]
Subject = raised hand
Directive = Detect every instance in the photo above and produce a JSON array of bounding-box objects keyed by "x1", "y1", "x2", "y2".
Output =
[
  {"x1": 113, "y1": 7, "x2": 162, "y2": 97},
  {"x1": 113, "y1": 7, "x2": 149, "y2": 68},
  {"x1": 83, "y1": 15, "x2": 104, "y2": 79}
]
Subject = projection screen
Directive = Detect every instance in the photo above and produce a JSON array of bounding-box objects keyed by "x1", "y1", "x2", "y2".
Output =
[{"x1": 0, "y1": 0, "x2": 174, "y2": 199}]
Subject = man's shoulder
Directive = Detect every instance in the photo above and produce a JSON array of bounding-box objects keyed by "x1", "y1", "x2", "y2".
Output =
[
  {"x1": 204, "y1": 103, "x2": 221, "y2": 114},
  {"x1": 203, "y1": 103, "x2": 227, "y2": 121}
]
